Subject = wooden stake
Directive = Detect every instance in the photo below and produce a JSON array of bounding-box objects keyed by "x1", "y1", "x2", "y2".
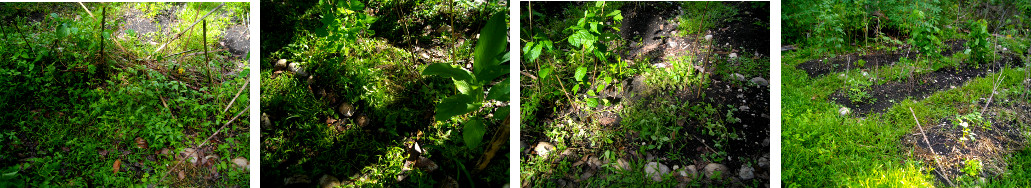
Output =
[
  {"x1": 78, "y1": 2, "x2": 94, "y2": 17},
  {"x1": 149, "y1": 3, "x2": 224, "y2": 59},
  {"x1": 909, "y1": 107, "x2": 955, "y2": 187}
]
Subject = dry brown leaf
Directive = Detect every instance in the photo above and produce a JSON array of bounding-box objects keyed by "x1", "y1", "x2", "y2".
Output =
[
  {"x1": 112, "y1": 159, "x2": 121, "y2": 174},
  {"x1": 135, "y1": 137, "x2": 148, "y2": 149},
  {"x1": 178, "y1": 169, "x2": 185, "y2": 180}
]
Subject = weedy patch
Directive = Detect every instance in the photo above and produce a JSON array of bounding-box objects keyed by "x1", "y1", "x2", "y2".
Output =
[{"x1": 0, "y1": 2, "x2": 250, "y2": 187}]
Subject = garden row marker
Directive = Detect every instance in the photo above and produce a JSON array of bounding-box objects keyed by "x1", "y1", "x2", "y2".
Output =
[
  {"x1": 909, "y1": 107, "x2": 955, "y2": 187},
  {"x1": 148, "y1": 3, "x2": 225, "y2": 59}
]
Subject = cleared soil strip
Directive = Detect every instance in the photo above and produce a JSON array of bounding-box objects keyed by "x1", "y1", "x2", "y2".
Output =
[
  {"x1": 829, "y1": 54, "x2": 1024, "y2": 115},
  {"x1": 796, "y1": 40, "x2": 966, "y2": 78}
]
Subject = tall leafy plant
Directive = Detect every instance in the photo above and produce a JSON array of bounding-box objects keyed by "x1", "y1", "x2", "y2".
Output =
[
  {"x1": 565, "y1": 1, "x2": 622, "y2": 63},
  {"x1": 316, "y1": 0, "x2": 377, "y2": 55},
  {"x1": 421, "y1": 13, "x2": 509, "y2": 150},
  {"x1": 908, "y1": 9, "x2": 942, "y2": 59},
  {"x1": 965, "y1": 19, "x2": 993, "y2": 67}
]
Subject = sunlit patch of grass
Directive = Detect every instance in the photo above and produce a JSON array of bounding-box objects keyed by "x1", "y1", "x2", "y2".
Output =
[{"x1": 844, "y1": 161, "x2": 936, "y2": 188}]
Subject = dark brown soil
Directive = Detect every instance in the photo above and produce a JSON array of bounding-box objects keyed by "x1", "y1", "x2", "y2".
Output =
[
  {"x1": 796, "y1": 40, "x2": 967, "y2": 78},
  {"x1": 829, "y1": 53, "x2": 1025, "y2": 116},
  {"x1": 902, "y1": 101, "x2": 1031, "y2": 185}
]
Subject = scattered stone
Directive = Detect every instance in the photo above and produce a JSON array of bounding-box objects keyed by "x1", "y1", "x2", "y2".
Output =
[
  {"x1": 232, "y1": 157, "x2": 248, "y2": 171},
  {"x1": 705, "y1": 35, "x2": 713, "y2": 41},
  {"x1": 758, "y1": 156, "x2": 769, "y2": 168},
  {"x1": 616, "y1": 158, "x2": 630, "y2": 171},
  {"x1": 534, "y1": 142, "x2": 555, "y2": 157},
  {"x1": 289, "y1": 62, "x2": 307, "y2": 77},
  {"x1": 597, "y1": 116, "x2": 618, "y2": 127},
  {"x1": 762, "y1": 138, "x2": 769, "y2": 147},
  {"x1": 729, "y1": 53, "x2": 738, "y2": 59},
  {"x1": 750, "y1": 77, "x2": 769, "y2": 87},
  {"x1": 586, "y1": 156, "x2": 603, "y2": 169},
  {"x1": 410, "y1": 156, "x2": 438, "y2": 172},
  {"x1": 338, "y1": 102, "x2": 355, "y2": 118},
  {"x1": 261, "y1": 113, "x2": 271, "y2": 130},
  {"x1": 738, "y1": 105, "x2": 750, "y2": 111},
  {"x1": 731, "y1": 73, "x2": 746, "y2": 81},
  {"x1": 676, "y1": 165, "x2": 699, "y2": 183},
  {"x1": 319, "y1": 175, "x2": 341, "y2": 188},
  {"x1": 738, "y1": 165, "x2": 755, "y2": 180},
  {"x1": 839, "y1": 107, "x2": 851, "y2": 116},
  {"x1": 645, "y1": 162, "x2": 671, "y2": 182},
  {"x1": 284, "y1": 174, "x2": 311, "y2": 186},
  {"x1": 275, "y1": 59, "x2": 288, "y2": 70},
  {"x1": 703, "y1": 163, "x2": 729, "y2": 180}
]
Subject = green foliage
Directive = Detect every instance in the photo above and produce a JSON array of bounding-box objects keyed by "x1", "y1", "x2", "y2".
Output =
[
  {"x1": 644, "y1": 55, "x2": 706, "y2": 91},
  {"x1": 675, "y1": 2, "x2": 737, "y2": 36},
  {"x1": 565, "y1": 1, "x2": 622, "y2": 62},
  {"x1": 908, "y1": 9, "x2": 942, "y2": 58},
  {"x1": 965, "y1": 19, "x2": 993, "y2": 66},
  {"x1": 845, "y1": 77, "x2": 874, "y2": 104},
  {"x1": 315, "y1": 0, "x2": 377, "y2": 55},
  {"x1": 422, "y1": 13, "x2": 508, "y2": 149}
]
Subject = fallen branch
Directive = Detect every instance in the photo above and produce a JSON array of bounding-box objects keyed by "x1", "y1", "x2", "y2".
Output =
[
  {"x1": 980, "y1": 70, "x2": 1004, "y2": 115},
  {"x1": 163, "y1": 106, "x2": 247, "y2": 180},
  {"x1": 221, "y1": 80, "x2": 248, "y2": 115},
  {"x1": 520, "y1": 71, "x2": 538, "y2": 80},
  {"x1": 148, "y1": 3, "x2": 224, "y2": 59},
  {"x1": 475, "y1": 115, "x2": 509, "y2": 171},
  {"x1": 909, "y1": 107, "x2": 955, "y2": 187}
]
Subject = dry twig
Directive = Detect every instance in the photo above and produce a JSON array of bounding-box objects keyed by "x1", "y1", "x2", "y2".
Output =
[{"x1": 909, "y1": 107, "x2": 955, "y2": 187}]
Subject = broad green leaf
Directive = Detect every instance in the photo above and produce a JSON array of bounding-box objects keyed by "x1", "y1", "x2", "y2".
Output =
[
  {"x1": 422, "y1": 63, "x2": 476, "y2": 94},
  {"x1": 585, "y1": 98, "x2": 598, "y2": 108},
  {"x1": 568, "y1": 29, "x2": 595, "y2": 48},
  {"x1": 572, "y1": 84, "x2": 580, "y2": 95},
  {"x1": 57, "y1": 23, "x2": 69, "y2": 38},
  {"x1": 494, "y1": 106, "x2": 509, "y2": 122},
  {"x1": 486, "y1": 78, "x2": 509, "y2": 102},
  {"x1": 524, "y1": 41, "x2": 542, "y2": 62},
  {"x1": 463, "y1": 118, "x2": 486, "y2": 149},
  {"x1": 538, "y1": 67, "x2": 552, "y2": 80},
  {"x1": 473, "y1": 13, "x2": 508, "y2": 81},
  {"x1": 574, "y1": 66, "x2": 587, "y2": 82},
  {"x1": 435, "y1": 94, "x2": 479, "y2": 121}
]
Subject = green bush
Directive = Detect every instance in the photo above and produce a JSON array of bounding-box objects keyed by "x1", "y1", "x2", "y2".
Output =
[{"x1": 965, "y1": 19, "x2": 993, "y2": 66}]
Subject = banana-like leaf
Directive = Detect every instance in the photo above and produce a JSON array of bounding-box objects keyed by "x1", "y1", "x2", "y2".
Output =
[
  {"x1": 463, "y1": 118, "x2": 486, "y2": 149},
  {"x1": 435, "y1": 94, "x2": 479, "y2": 121},
  {"x1": 423, "y1": 63, "x2": 475, "y2": 95},
  {"x1": 486, "y1": 78, "x2": 509, "y2": 102},
  {"x1": 473, "y1": 13, "x2": 508, "y2": 83}
]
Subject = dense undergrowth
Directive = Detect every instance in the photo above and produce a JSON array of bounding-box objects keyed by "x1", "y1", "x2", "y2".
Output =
[
  {"x1": 521, "y1": 2, "x2": 770, "y2": 187},
  {"x1": 0, "y1": 2, "x2": 250, "y2": 187},
  {"x1": 259, "y1": 0, "x2": 509, "y2": 187},
  {"x1": 783, "y1": 0, "x2": 1031, "y2": 187}
]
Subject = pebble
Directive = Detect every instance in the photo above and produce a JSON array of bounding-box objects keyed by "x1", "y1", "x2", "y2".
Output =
[
  {"x1": 703, "y1": 163, "x2": 729, "y2": 180},
  {"x1": 705, "y1": 35, "x2": 713, "y2": 40},
  {"x1": 839, "y1": 107, "x2": 851, "y2": 116},
  {"x1": 261, "y1": 113, "x2": 271, "y2": 130},
  {"x1": 232, "y1": 157, "x2": 249, "y2": 171},
  {"x1": 758, "y1": 156, "x2": 769, "y2": 168},
  {"x1": 338, "y1": 103, "x2": 355, "y2": 117},
  {"x1": 319, "y1": 175, "x2": 341, "y2": 188},
  {"x1": 284, "y1": 174, "x2": 311, "y2": 185},
  {"x1": 729, "y1": 53, "x2": 738, "y2": 59},
  {"x1": 534, "y1": 142, "x2": 555, "y2": 157},
  {"x1": 738, "y1": 105, "x2": 750, "y2": 111},
  {"x1": 677, "y1": 165, "x2": 699, "y2": 183},
  {"x1": 738, "y1": 165, "x2": 755, "y2": 180},
  {"x1": 750, "y1": 77, "x2": 769, "y2": 87},
  {"x1": 645, "y1": 162, "x2": 671, "y2": 182},
  {"x1": 275, "y1": 59, "x2": 288, "y2": 70},
  {"x1": 731, "y1": 73, "x2": 746, "y2": 81}
]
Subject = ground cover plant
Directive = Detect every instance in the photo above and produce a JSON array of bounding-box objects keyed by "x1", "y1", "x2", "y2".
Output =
[
  {"x1": 520, "y1": 1, "x2": 770, "y2": 187},
  {"x1": 259, "y1": 0, "x2": 509, "y2": 187},
  {"x1": 0, "y1": 2, "x2": 251, "y2": 187},
  {"x1": 783, "y1": 0, "x2": 1031, "y2": 186}
]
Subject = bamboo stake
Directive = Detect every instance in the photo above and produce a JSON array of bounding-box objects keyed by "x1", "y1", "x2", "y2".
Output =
[
  {"x1": 100, "y1": 7, "x2": 106, "y2": 65},
  {"x1": 221, "y1": 80, "x2": 248, "y2": 115},
  {"x1": 909, "y1": 107, "x2": 955, "y2": 187},
  {"x1": 148, "y1": 3, "x2": 224, "y2": 59},
  {"x1": 204, "y1": 20, "x2": 213, "y2": 86},
  {"x1": 78, "y1": 2, "x2": 94, "y2": 17}
]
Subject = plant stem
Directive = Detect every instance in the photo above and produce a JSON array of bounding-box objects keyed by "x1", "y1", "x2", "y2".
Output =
[
  {"x1": 100, "y1": 7, "x2": 106, "y2": 66},
  {"x1": 909, "y1": 107, "x2": 955, "y2": 187},
  {"x1": 204, "y1": 20, "x2": 213, "y2": 86},
  {"x1": 14, "y1": 18, "x2": 34, "y2": 55}
]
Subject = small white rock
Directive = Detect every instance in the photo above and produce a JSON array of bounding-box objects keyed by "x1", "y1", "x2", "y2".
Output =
[
  {"x1": 839, "y1": 107, "x2": 851, "y2": 116},
  {"x1": 738, "y1": 166, "x2": 755, "y2": 180}
]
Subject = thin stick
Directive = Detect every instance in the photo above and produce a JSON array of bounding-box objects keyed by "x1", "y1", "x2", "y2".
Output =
[
  {"x1": 100, "y1": 7, "x2": 106, "y2": 65},
  {"x1": 148, "y1": 3, "x2": 224, "y2": 59},
  {"x1": 221, "y1": 80, "x2": 248, "y2": 115},
  {"x1": 14, "y1": 18, "x2": 33, "y2": 55},
  {"x1": 163, "y1": 106, "x2": 247, "y2": 178},
  {"x1": 78, "y1": 2, "x2": 94, "y2": 17},
  {"x1": 981, "y1": 70, "x2": 1004, "y2": 115},
  {"x1": 204, "y1": 20, "x2": 213, "y2": 86},
  {"x1": 909, "y1": 107, "x2": 955, "y2": 187}
]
